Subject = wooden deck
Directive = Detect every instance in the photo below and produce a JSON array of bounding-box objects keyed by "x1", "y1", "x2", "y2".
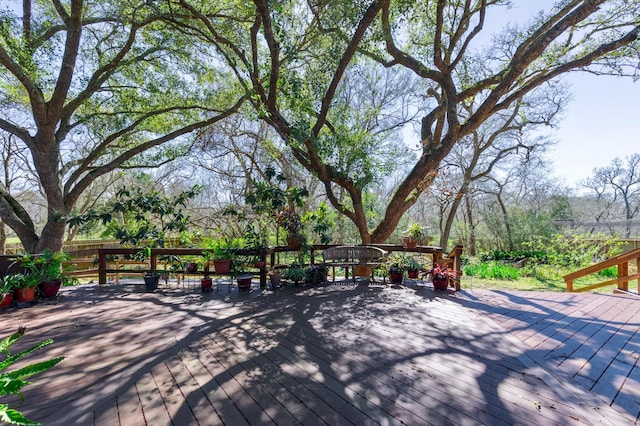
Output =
[{"x1": 1, "y1": 280, "x2": 638, "y2": 425}]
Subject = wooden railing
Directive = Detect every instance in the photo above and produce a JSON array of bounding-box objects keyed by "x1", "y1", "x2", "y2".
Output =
[
  {"x1": 1, "y1": 242, "x2": 464, "y2": 290},
  {"x1": 564, "y1": 248, "x2": 640, "y2": 293}
]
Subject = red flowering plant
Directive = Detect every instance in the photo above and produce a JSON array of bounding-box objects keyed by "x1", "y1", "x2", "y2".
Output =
[{"x1": 427, "y1": 264, "x2": 460, "y2": 282}]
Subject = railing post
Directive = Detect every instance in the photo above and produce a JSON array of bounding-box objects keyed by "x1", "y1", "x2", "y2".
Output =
[
  {"x1": 259, "y1": 249, "x2": 267, "y2": 288},
  {"x1": 566, "y1": 279, "x2": 573, "y2": 292},
  {"x1": 618, "y1": 261, "x2": 629, "y2": 291},
  {"x1": 449, "y1": 245, "x2": 463, "y2": 291},
  {"x1": 636, "y1": 256, "x2": 640, "y2": 292},
  {"x1": 150, "y1": 249, "x2": 157, "y2": 273},
  {"x1": 98, "y1": 249, "x2": 106, "y2": 285}
]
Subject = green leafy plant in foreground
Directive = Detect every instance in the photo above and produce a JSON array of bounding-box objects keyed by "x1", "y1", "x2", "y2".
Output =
[{"x1": 0, "y1": 327, "x2": 64, "y2": 425}]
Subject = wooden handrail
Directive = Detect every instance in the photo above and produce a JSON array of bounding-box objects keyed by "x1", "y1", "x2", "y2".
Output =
[{"x1": 564, "y1": 248, "x2": 640, "y2": 292}]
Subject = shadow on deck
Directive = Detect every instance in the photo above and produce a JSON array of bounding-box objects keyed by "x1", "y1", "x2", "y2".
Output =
[{"x1": 0, "y1": 280, "x2": 637, "y2": 425}]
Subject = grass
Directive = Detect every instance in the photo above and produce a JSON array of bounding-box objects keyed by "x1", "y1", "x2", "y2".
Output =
[{"x1": 461, "y1": 261, "x2": 627, "y2": 293}]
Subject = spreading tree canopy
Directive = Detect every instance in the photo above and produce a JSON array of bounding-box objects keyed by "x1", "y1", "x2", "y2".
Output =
[
  {"x1": 0, "y1": 0, "x2": 246, "y2": 252},
  {"x1": 170, "y1": 0, "x2": 639, "y2": 243}
]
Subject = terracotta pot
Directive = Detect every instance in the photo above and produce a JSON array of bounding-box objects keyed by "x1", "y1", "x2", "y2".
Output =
[
  {"x1": 0, "y1": 293, "x2": 12, "y2": 308},
  {"x1": 40, "y1": 279, "x2": 62, "y2": 298},
  {"x1": 16, "y1": 287, "x2": 36, "y2": 303},
  {"x1": 403, "y1": 236, "x2": 418, "y2": 249},
  {"x1": 269, "y1": 272, "x2": 282, "y2": 289},
  {"x1": 200, "y1": 277, "x2": 213, "y2": 293},
  {"x1": 213, "y1": 259, "x2": 231, "y2": 274},
  {"x1": 185, "y1": 262, "x2": 198, "y2": 273},
  {"x1": 354, "y1": 265, "x2": 372, "y2": 277},
  {"x1": 253, "y1": 261, "x2": 265, "y2": 269},
  {"x1": 432, "y1": 277, "x2": 449, "y2": 291},
  {"x1": 236, "y1": 273, "x2": 253, "y2": 291},
  {"x1": 407, "y1": 269, "x2": 419, "y2": 279}
]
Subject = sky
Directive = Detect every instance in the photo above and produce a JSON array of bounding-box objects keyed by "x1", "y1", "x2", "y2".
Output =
[
  {"x1": 547, "y1": 73, "x2": 639, "y2": 188},
  {"x1": 499, "y1": 2, "x2": 640, "y2": 188}
]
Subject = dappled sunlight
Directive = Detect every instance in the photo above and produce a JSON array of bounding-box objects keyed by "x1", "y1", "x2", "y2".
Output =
[{"x1": 0, "y1": 282, "x2": 635, "y2": 424}]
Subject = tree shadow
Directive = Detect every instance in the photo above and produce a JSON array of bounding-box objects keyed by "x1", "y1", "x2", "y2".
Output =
[{"x1": 2, "y1": 282, "x2": 626, "y2": 424}]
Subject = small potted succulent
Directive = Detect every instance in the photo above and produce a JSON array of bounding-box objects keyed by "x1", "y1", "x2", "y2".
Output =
[{"x1": 426, "y1": 264, "x2": 460, "y2": 291}]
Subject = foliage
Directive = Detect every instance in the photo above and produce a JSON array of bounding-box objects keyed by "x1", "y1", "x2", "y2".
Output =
[
  {"x1": 405, "y1": 223, "x2": 426, "y2": 241},
  {"x1": 203, "y1": 237, "x2": 241, "y2": 261},
  {"x1": 0, "y1": 327, "x2": 64, "y2": 425},
  {"x1": 403, "y1": 257, "x2": 423, "y2": 272},
  {"x1": 69, "y1": 183, "x2": 202, "y2": 249},
  {"x1": 305, "y1": 265, "x2": 327, "y2": 284},
  {"x1": 0, "y1": 1, "x2": 247, "y2": 252},
  {"x1": 463, "y1": 262, "x2": 521, "y2": 281},
  {"x1": 301, "y1": 202, "x2": 335, "y2": 245},
  {"x1": 522, "y1": 232, "x2": 624, "y2": 271},
  {"x1": 276, "y1": 207, "x2": 302, "y2": 236},
  {"x1": 283, "y1": 265, "x2": 306, "y2": 284},
  {"x1": 245, "y1": 166, "x2": 308, "y2": 216},
  {"x1": 8, "y1": 273, "x2": 41, "y2": 289},
  {"x1": 481, "y1": 250, "x2": 548, "y2": 263},
  {"x1": 427, "y1": 264, "x2": 460, "y2": 281},
  {"x1": 0, "y1": 276, "x2": 18, "y2": 295}
]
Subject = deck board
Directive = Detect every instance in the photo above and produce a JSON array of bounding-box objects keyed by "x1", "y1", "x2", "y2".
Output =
[{"x1": 1, "y1": 282, "x2": 639, "y2": 425}]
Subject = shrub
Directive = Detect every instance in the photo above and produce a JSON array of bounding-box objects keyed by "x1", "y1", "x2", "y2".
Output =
[{"x1": 464, "y1": 262, "x2": 520, "y2": 280}]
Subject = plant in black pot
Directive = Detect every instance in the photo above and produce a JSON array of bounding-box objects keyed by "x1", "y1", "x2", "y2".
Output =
[
  {"x1": 232, "y1": 256, "x2": 253, "y2": 291},
  {"x1": 305, "y1": 264, "x2": 327, "y2": 285}
]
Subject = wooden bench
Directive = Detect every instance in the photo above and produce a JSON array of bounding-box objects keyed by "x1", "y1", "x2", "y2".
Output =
[{"x1": 322, "y1": 245, "x2": 388, "y2": 283}]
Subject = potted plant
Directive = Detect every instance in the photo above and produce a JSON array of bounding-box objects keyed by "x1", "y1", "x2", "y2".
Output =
[
  {"x1": 243, "y1": 223, "x2": 268, "y2": 268},
  {"x1": 268, "y1": 268, "x2": 282, "y2": 290},
  {"x1": 36, "y1": 249, "x2": 74, "y2": 298},
  {"x1": 0, "y1": 275, "x2": 17, "y2": 308},
  {"x1": 403, "y1": 257, "x2": 423, "y2": 279},
  {"x1": 231, "y1": 257, "x2": 253, "y2": 291},
  {"x1": 204, "y1": 237, "x2": 238, "y2": 274},
  {"x1": 388, "y1": 264, "x2": 403, "y2": 284},
  {"x1": 14, "y1": 272, "x2": 41, "y2": 303},
  {"x1": 200, "y1": 276, "x2": 213, "y2": 292},
  {"x1": 403, "y1": 223, "x2": 426, "y2": 248},
  {"x1": 277, "y1": 207, "x2": 303, "y2": 250},
  {"x1": 284, "y1": 265, "x2": 306, "y2": 286},
  {"x1": 305, "y1": 264, "x2": 327, "y2": 285},
  {"x1": 426, "y1": 264, "x2": 460, "y2": 291}
]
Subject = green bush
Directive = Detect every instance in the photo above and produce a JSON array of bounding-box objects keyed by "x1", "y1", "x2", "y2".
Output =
[
  {"x1": 597, "y1": 266, "x2": 618, "y2": 278},
  {"x1": 464, "y1": 262, "x2": 520, "y2": 280}
]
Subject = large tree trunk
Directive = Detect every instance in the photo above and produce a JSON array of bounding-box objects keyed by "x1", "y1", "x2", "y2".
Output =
[{"x1": 0, "y1": 222, "x2": 5, "y2": 254}]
